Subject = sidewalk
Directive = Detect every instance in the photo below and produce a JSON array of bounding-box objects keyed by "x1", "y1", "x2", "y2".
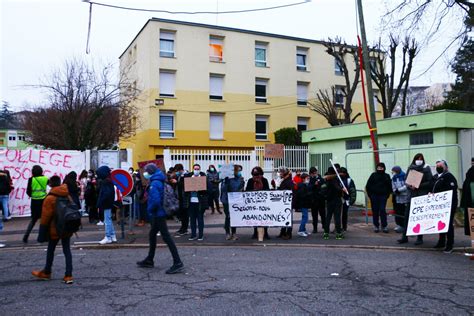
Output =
[{"x1": 1, "y1": 209, "x2": 472, "y2": 252}]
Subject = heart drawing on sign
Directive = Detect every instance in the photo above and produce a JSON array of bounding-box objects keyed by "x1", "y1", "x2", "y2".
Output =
[
  {"x1": 412, "y1": 223, "x2": 421, "y2": 234},
  {"x1": 437, "y1": 221, "x2": 446, "y2": 231}
]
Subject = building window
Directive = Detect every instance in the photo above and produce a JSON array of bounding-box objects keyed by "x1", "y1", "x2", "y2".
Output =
[
  {"x1": 159, "y1": 70, "x2": 175, "y2": 97},
  {"x1": 159, "y1": 111, "x2": 175, "y2": 138},
  {"x1": 297, "y1": 82, "x2": 308, "y2": 106},
  {"x1": 8, "y1": 136, "x2": 16, "y2": 141},
  {"x1": 210, "y1": 113, "x2": 224, "y2": 140},
  {"x1": 373, "y1": 89, "x2": 379, "y2": 112},
  {"x1": 297, "y1": 117, "x2": 309, "y2": 132},
  {"x1": 18, "y1": 135, "x2": 26, "y2": 141},
  {"x1": 296, "y1": 47, "x2": 308, "y2": 71},
  {"x1": 255, "y1": 42, "x2": 267, "y2": 67},
  {"x1": 335, "y1": 86, "x2": 345, "y2": 107},
  {"x1": 410, "y1": 132, "x2": 433, "y2": 145},
  {"x1": 255, "y1": 79, "x2": 268, "y2": 103},
  {"x1": 160, "y1": 31, "x2": 175, "y2": 58},
  {"x1": 346, "y1": 139, "x2": 362, "y2": 150},
  {"x1": 209, "y1": 74, "x2": 224, "y2": 100},
  {"x1": 335, "y1": 57, "x2": 344, "y2": 75},
  {"x1": 209, "y1": 36, "x2": 224, "y2": 62},
  {"x1": 256, "y1": 115, "x2": 268, "y2": 140}
]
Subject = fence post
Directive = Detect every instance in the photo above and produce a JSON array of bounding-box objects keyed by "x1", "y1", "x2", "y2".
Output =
[
  {"x1": 163, "y1": 149, "x2": 171, "y2": 170},
  {"x1": 250, "y1": 150, "x2": 257, "y2": 170}
]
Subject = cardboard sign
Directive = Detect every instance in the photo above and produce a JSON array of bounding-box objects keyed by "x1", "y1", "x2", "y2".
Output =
[
  {"x1": 264, "y1": 144, "x2": 284, "y2": 159},
  {"x1": 228, "y1": 190, "x2": 293, "y2": 227},
  {"x1": 184, "y1": 176, "x2": 207, "y2": 192},
  {"x1": 469, "y1": 208, "x2": 474, "y2": 248},
  {"x1": 405, "y1": 170, "x2": 423, "y2": 189},
  {"x1": 406, "y1": 190, "x2": 453, "y2": 236},
  {"x1": 218, "y1": 164, "x2": 234, "y2": 179}
]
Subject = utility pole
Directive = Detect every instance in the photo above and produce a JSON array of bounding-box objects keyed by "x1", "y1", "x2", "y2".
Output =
[{"x1": 356, "y1": 0, "x2": 380, "y2": 164}]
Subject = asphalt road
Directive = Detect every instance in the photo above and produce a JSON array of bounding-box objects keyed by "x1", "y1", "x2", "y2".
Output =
[{"x1": 0, "y1": 245, "x2": 473, "y2": 315}]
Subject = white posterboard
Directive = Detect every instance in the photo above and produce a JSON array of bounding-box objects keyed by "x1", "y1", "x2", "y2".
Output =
[
  {"x1": 228, "y1": 190, "x2": 293, "y2": 227},
  {"x1": 98, "y1": 151, "x2": 119, "y2": 169},
  {"x1": 406, "y1": 190, "x2": 453, "y2": 236},
  {"x1": 219, "y1": 164, "x2": 234, "y2": 179}
]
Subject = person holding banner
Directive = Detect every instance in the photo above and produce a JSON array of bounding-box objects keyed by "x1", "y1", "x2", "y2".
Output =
[
  {"x1": 184, "y1": 164, "x2": 208, "y2": 241},
  {"x1": 398, "y1": 153, "x2": 433, "y2": 245},
  {"x1": 221, "y1": 165, "x2": 244, "y2": 240},
  {"x1": 246, "y1": 166, "x2": 270, "y2": 240},
  {"x1": 23, "y1": 165, "x2": 49, "y2": 243},
  {"x1": 431, "y1": 160, "x2": 458, "y2": 253}
]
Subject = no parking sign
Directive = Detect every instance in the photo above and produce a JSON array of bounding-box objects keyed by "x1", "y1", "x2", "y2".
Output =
[{"x1": 111, "y1": 169, "x2": 134, "y2": 196}]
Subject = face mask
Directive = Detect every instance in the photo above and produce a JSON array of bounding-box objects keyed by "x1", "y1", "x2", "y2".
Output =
[
  {"x1": 377, "y1": 169, "x2": 384, "y2": 173},
  {"x1": 415, "y1": 160, "x2": 423, "y2": 166},
  {"x1": 176, "y1": 171, "x2": 181, "y2": 177},
  {"x1": 436, "y1": 167, "x2": 444, "y2": 174},
  {"x1": 304, "y1": 179, "x2": 310, "y2": 184},
  {"x1": 194, "y1": 170, "x2": 200, "y2": 176},
  {"x1": 210, "y1": 168, "x2": 215, "y2": 172},
  {"x1": 88, "y1": 173, "x2": 93, "y2": 177},
  {"x1": 236, "y1": 171, "x2": 242, "y2": 177},
  {"x1": 143, "y1": 172, "x2": 152, "y2": 180},
  {"x1": 276, "y1": 173, "x2": 280, "y2": 178}
]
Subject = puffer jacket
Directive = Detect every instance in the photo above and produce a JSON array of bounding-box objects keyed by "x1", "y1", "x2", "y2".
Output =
[
  {"x1": 406, "y1": 163, "x2": 433, "y2": 198},
  {"x1": 147, "y1": 170, "x2": 167, "y2": 218},
  {"x1": 220, "y1": 175, "x2": 245, "y2": 204},
  {"x1": 392, "y1": 171, "x2": 409, "y2": 204},
  {"x1": 40, "y1": 184, "x2": 72, "y2": 240},
  {"x1": 206, "y1": 170, "x2": 220, "y2": 193}
]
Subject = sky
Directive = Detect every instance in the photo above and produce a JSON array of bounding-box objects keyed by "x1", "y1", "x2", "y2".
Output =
[{"x1": 0, "y1": 0, "x2": 460, "y2": 111}]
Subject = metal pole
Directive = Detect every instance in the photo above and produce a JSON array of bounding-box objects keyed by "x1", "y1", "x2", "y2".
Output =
[{"x1": 356, "y1": 0, "x2": 380, "y2": 164}]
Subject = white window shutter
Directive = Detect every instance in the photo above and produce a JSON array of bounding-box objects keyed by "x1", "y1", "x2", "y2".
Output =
[
  {"x1": 210, "y1": 114, "x2": 224, "y2": 139},
  {"x1": 297, "y1": 84, "x2": 308, "y2": 101},
  {"x1": 159, "y1": 72, "x2": 175, "y2": 96},
  {"x1": 210, "y1": 76, "x2": 223, "y2": 97}
]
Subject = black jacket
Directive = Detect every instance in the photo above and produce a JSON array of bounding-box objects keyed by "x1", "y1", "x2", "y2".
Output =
[
  {"x1": 326, "y1": 177, "x2": 343, "y2": 202},
  {"x1": 245, "y1": 177, "x2": 270, "y2": 191},
  {"x1": 182, "y1": 172, "x2": 208, "y2": 209},
  {"x1": 365, "y1": 171, "x2": 392, "y2": 197},
  {"x1": 309, "y1": 175, "x2": 325, "y2": 201},
  {"x1": 295, "y1": 182, "x2": 312, "y2": 209},
  {"x1": 406, "y1": 164, "x2": 433, "y2": 198},
  {"x1": 432, "y1": 171, "x2": 458, "y2": 210},
  {"x1": 461, "y1": 166, "x2": 474, "y2": 235},
  {"x1": 0, "y1": 170, "x2": 12, "y2": 195}
]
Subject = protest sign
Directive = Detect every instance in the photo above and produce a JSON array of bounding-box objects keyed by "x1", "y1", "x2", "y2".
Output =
[
  {"x1": 228, "y1": 190, "x2": 292, "y2": 227},
  {"x1": 184, "y1": 176, "x2": 207, "y2": 192},
  {"x1": 405, "y1": 170, "x2": 423, "y2": 189},
  {"x1": 0, "y1": 149, "x2": 86, "y2": 217},
  {"x1": 469, "y1": 208, "x2": 474, "y2": 248},
  {"x1": 218, "y1": 164, "x2": 234, "y2": 179},
  {"x1": 406, "y1": 190, "x2": 453, "y2": 236},
  {"x1": 264, "y1": 144, "x2": 284, "y2": 159}
]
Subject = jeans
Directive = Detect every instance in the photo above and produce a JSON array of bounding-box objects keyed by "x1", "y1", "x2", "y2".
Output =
[
  {"x1": 44, "y1": 237, "x2": 72, "y2": 276},
  {"x1": 370, "y1": 195, "x2": 388, "y2": 228},
  {"x1": 208, "y1": 190, "x2": 220, "y2": 212},
  {"x1": 24, "y1": 199, "x2": 44, "y2": 241},
  {"x1": 298, "y1": 208, "x2": 309, "y2": 232},
  {"x1": 223, "y1": 203, "x2": 236, "y2": 235},
  {"x1": 0, "y1": 195, "x2": 9, "y2": 218},
  {"x1": 325, "y1": 199, "x2": 342, "y2": 234},
  {"x1": 188, "y1": 203, "x2": 204, "y2": 238},
  {"x1": 178, "y1": 206, "x2": 189, "y2": 232},
  {"x1": 311, "y1": 200, "x2": 326, "y2": 231},
  {"x1": 342, "y1": 201, "x2": 349, "y2": 231},
  {"x1": 147, "y1": 217, "x2": 181, "y2": 265},
  {"x1": 104, "y1": 209, "x2": 116, "y2": 238}
]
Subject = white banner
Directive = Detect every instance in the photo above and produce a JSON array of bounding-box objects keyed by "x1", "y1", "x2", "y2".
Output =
[
  {"x1": 228, "y1": 190, "x2": 292, "y2": 227},
  {"x1": 0, "y1": 149, "x2": 86, "y2": 217},
  {"x1": 406, "y1": 190, "x2": 453, "y2": 236}
]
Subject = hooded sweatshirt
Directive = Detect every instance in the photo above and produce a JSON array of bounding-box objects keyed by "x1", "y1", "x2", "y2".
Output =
[
  {"x1": 147, "y1": 170, "x2": 167, "y2": 218},
  {"x1": 40, "y1": 184, "x2": 71, "y2": 240},
  {"x1": 96, "y1": 166, "x2": 115, "y2": 210}
]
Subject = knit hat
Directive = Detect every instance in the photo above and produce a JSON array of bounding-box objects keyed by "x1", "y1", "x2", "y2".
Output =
[
  {"x1": 96, "y1": 166, "x2": 111, "y2": 180},
  {"x1": 391, "y1": 166, "x2": 402, "y2": 173},
  {"x1": 144, "y1": 163, "x2": 158, "y2": 175}
]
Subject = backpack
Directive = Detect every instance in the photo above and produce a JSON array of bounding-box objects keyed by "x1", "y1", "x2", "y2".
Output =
[
  {"x1": 347, "y1": 178, "x2": 357, "y2": 205},
  {"x1": 55, "y1": 196, "x2": 82, "y2": 235},
  {"x1": 163, "y1": 183, "x2": 179, "y2": 215}
]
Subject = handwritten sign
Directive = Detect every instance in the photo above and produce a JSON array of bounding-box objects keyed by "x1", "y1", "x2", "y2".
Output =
[
  {"x1": 469, "y1": 208, "x2": 474, "y2": 248},
  {"x1": 228, "y1": 190, "x2": 292, "y2": 227},
  {"x1": 218, "y1": 164, "x2": 234, "y2": 179},
  {"x1": 0, "y1": 149, "x2": 85, "y2": 217},
  {"x1": 184, "y1": 176, "x2": 207, "y2": 192},
  {"x1": 405, "y1": 170, "x2": 423, "y2": 189},
  {"x1": 264, "y1": 144, "x2": 284, "y2": 159},
  {"x1": 406, "y1": 190, "x2": 453, "y2": 236}
]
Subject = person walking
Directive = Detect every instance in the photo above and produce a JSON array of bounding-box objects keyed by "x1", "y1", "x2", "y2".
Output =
[
  {"x1": 391, "y1": 166, "x2": 408, "y2": 233},
  {"x1": 277, "y1": 167, "x2": 295, "y2": 240},
  {"x1": 323, "y1": 167, "x2": 344, "y2": 240},
  {"x1": 184, "y1": 164, "x2": 208, "y2": 241},
  {"x1": 340, "y1": 167, "x2": 356, "y2": 232},
  {"x1": 136, "y1": 163, "x2": 184, "y2": 274},
  {"x1": 96, "y1": 166, "x2": 117, "y2": 245},
  {"x1": 398, "y1": 153, "x2": 433, "y2": 245},
  {"x1": 295, "y1": 173, "x2": 312, "y2": 237},
  {"x1": 0, "y1": 169, "x2": 13, "y2": 221},
  {"x1": 31, "y1": 176, "x2": 74, "y2": 284},
  {"x1": 221, "y1": 165, "x2": 245, "y2": 241},
  {"x1": 246, "y1": 166, "x2": 270, "y2": 240},
  {"x1": 461, "y1": 158, "x2": 474, "y2": 240},
  {"x1": 366, "y1": 163, "x2": 393, "y2": 233},
  {"x1": 206, "y1": 165, "x2": 222, "y2": 215},
  {"x1": 23, "y1": 165, "x2": 48, "y2": 243},
  {"x1": 309, "y1": 167, "x2": 326, "y2": 234},
  {"x1": 431, "y1": 160, "x2": 458, "y2": 253}
]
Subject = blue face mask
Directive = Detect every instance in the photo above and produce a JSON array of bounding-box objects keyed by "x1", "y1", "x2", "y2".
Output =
[
  {"x1": 143, "y1": 172, "x2": 152, "y2": 180},
  {"x1": 236, "y1": 171, "x2": 242, "y2": 177},
  {"x1": 176, "y1": 171, "x2": 181, "y2": 177}
]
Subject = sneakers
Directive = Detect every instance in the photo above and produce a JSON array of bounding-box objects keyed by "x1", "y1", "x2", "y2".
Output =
[
  {"x1": 136, "y1": 259, "x2": 154, "y2": 268},
  {"x1": 111, "y1": 236, "x2": 117, "y2": 243},
  {"x1": 188, "y1": 236, "x2": 197, "y2": 241},
  {"x1": 156, "y1": 232, "x2": 161, "y2": 236},
  {"x1": 397, "y1": 238, "x2": 408, "y2": 244},
  {"x1": 230, "y1": 234, "x2": 238, "y2": 241},
  {"x1": 297, "y1": 231, "x2": 308, "y2": 237},
  {"x1": 32, "y1": 270, "x2": 51, "y2": 280},
  {"x1": 226, "y1": 234, "x2": 232, "y2": 241},
  {"x1": 63, "y1": 276, "x2": 74, "y2": 284},
  {"x1": 335, "y1": 233, "x2": 344, "y2": 240},
  {"x1": 99, "y1": 237, "x2": 112, "y2": 245},
  {"x1": 382, "y1": 227, "x2": 389, "y2": 233},
  {"x1": 443, "y1": 245, "x2": 453, "y2": 254},
  {"x1": 323, "y1": 233, "x2": 329, "y2": 240},
  {"x1": 176, "y1": 230, "x2": 188, "y2": 237},
  {"x1": 165, "y1": 262, "x2": 184, "y2": 274},
  {"x1": 96, "y1": 221, "x2": 105, "y2": 226},
  {"x1": 0, "y1": 243, "x2": 5, "y2": 248},
  {"x1": 373, "y1": 227, "x2": 380, "y2": 233},
  {"x1": 197, "y1": 237, "x2": 204, "y2": 241},
  {"x1": 394, "y1": 226, "x2": 403, "y2": 233}
]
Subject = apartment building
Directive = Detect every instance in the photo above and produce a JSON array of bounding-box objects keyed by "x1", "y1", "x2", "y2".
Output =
[{"x1": 119, "y1": 18, "x2": 381, "y2": 164}]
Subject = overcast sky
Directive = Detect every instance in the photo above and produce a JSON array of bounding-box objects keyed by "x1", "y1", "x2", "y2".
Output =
[{"x1": 0, "y1": 0, "x2": 459, "y2": 110}]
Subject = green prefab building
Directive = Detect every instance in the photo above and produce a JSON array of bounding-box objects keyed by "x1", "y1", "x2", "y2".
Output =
[{"x1": 302, "y1": 110, "x2": 474, "y2": 205}]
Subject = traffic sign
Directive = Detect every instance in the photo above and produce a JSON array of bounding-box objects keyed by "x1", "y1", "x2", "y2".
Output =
[{"x1": 111, "y1": 169, "x2": 134, "y2": 196}]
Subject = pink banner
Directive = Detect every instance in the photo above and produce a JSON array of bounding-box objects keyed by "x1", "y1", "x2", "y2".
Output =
[{"x1": 0, "y1": 149, "x2": 86, "y2": 217}]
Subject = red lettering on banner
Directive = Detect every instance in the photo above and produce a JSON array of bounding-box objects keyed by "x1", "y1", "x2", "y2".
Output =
[
  {"x1": 6, "y1": 150, "x2": 18, "y2": 162},
  {"x1": 18, "y1": 151, "x2": 28, "y2": 163},
  {"x1": 38, "y1": 150, "x2": 47, "y2": 165},
  {"x1": 13, "y1": 187, "x2": 26, "y2": 200},
  {"x1": 28, "y1": 150, "x2": 37, "y2": 163},
  {"x1": 22, "y1": 167, "x2": 31, "y2": 180},
  {"x1": 50, "y1": 153, "x2": 61, "y2": 167},
  {"x1": 63, "y1": 155, "x2": 72, "y2": 168}
]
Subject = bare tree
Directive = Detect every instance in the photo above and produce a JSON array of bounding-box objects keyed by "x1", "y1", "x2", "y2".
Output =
[
  {"x1": 23, "y1": 58, "x2": 140, "y2": 150},
  {"x1": 371, "y1": 35, "x2": 419, "y2": 117},
  {"x1": 308, "y1": 87, "x2": 361, "y2": 126}
]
